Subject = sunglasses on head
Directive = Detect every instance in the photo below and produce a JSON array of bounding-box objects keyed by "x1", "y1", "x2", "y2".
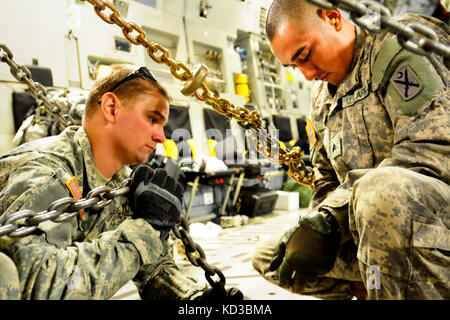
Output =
[{"x1": 98, "y1": 66, "x2": 157, "y2": 104}]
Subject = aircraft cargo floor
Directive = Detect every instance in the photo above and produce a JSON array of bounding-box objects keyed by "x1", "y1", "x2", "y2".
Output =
[{"x1": 110, "y1": 208, "x2": 320, "y2": 300}]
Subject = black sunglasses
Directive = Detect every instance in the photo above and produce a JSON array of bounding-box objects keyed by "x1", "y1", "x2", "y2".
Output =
[{"x1": 98, "y1": 67, "x2": 157, "y2": 104}]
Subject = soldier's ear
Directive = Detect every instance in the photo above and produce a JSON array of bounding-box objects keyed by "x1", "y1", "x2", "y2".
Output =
[
  {"x1": 99, "y1": 92, "x2": 119, "y2": 124},
  {"x1": 321, "y1": 9, "x2": 343, "y2": 31}
]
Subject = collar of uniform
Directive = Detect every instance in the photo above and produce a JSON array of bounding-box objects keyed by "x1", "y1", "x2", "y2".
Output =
[
  {"x1": 75, "y1": 127, "x2": 130, "y2": 190},
  {"x1": 339, "y1": 25, "x2": 366, "y2": 94},
  {"x1": 327, "y1": 25, "x2": 367, "y2": 111}
]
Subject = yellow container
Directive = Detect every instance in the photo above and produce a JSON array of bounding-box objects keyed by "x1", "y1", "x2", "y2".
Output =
[
  {"x1": 235, "y1": 73, "x2": 250, "y2": 103},
  {"x1": 164, "y1": 139, "x2": 179, "y2": 160}
]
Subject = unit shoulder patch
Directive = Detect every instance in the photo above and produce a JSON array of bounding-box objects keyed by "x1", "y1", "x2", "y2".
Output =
[
  {"x1": 385, "y1": 51, "x2": 445, "y2": 116},
  {"x1": 389, "y1": 65, "x2": 422, "y2": 101}
]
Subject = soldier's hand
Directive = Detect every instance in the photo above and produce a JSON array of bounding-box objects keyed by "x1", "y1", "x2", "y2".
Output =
[
  {"x1": 128, "y1": 164, "x2": 184, "y2": 241},
  {"x1": 194, "y1": 286, "x2": 244, "y2": 301},
  {"x1": 269, "y1": 210, "x2": 341, "y2": 292}
]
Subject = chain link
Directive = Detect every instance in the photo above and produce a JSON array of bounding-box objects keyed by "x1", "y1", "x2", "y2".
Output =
[
  {"x1": 0, "y1": 177, "x2": 226, "y2": 289},
  {"x1": 0, "y1": 43, "x2": 76, "y2": 128},
  {"x1": 172, "y1": 215, "x2": 226, "y2": 289},
  {"x1": 2, "y1": 0, "x2": 448, "y2": 186},
  {"x1": 1, "y1": 0, "x2": 446, "y2": 296},
  {"x1": 0, "y1": 180, "x2": 131, "y2": 238},
  {"x1": 307, "y1": 0, "x2": 450, "y2": 67},
  {"x1": 2, "y1": 2, "x2": 229, "y2": 290},
  {"x1": 80, "y1": 0, "x2": 315, "y2": 187}
]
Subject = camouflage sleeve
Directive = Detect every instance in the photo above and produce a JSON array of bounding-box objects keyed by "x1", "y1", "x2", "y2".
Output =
[
  {"x1": 133, "y1": 242, "x2": 207, "y2": 300},
  {"x1": 370, "y1": 16, "x2": 449, "y2": 182},
  {"x1": 308, "y1": 108, "x2": 356, "y2": 243},
  {"x1": 380, "y1": 89, "x2": 449, "y2": 182},
  {"x1": 0, "y1": 160, "x2": 142, "y2": 299},
  {"x1": 304, "y1": 85, "x2": 351, "y2": 243},
  {"x1": 374, "y1": 47, "x2": 449, "y2": 184},
  {"x1": 0, "y1": 157, "x2": 204, "y2": 299},
  {"x1": 305, "y1": 83, "x2": 337, "y2": 209},
  {"x1": 308, "y1": 115, "x2": 341, "y2": 210}
]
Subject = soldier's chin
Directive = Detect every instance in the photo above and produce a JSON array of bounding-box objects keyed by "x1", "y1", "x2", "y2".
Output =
[
  {"x1": 133, "y1": 154, "x2": 149, "y2": 165},
  {"x1": 138, "y1": 158, "x2": 148, "y2": 164},
  {"x1": 328, "y1": 73, "x2": 344, "y2": 86}
]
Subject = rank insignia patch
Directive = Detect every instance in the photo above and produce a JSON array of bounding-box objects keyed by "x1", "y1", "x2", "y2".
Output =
[
  {"x1": 390, "y1": 65, "x2": 422, "y2": 101},
  {"x1": 330, "y1": 133, "x2": 342, "y2": 159}
]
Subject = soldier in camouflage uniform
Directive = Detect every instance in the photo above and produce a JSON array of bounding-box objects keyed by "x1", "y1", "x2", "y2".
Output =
[
  {"x1": 253, "y1": 0, "x2": 449, "y2": 299},
  {"x1": 0, "y1": 65, "x2": 224, "y2": 300}
]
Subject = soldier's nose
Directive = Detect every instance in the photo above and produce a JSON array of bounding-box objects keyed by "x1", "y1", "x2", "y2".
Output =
[
  {"x1": 152, "y1": 127, "x2": 166, "y2": 144},
  {"x1": 298, "y1": 65, "x2": 318, "y2": 82}
]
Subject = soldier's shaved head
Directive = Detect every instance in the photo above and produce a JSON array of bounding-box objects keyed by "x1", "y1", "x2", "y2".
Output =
[{"x1": 266, "y1": 0, "x2": 324, "y2": 42}]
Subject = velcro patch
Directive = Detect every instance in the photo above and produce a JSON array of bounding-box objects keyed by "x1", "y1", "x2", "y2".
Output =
[{"x1": 390, "y1": 65, "x2": 422, "y2": 101}]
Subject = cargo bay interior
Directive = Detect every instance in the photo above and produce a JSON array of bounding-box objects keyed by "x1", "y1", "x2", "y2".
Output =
[{"x1": 5, "y1": 0, "x2": 447, "y2": 301}]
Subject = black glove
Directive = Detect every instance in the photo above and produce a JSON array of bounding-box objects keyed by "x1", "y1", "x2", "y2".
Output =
[
  {"x1": 269, "y1": 209, "x2": 341, "y2": 292},
  {"x1": 128, "y1": 164, "x2": 184, "y2": 241},
  {"x1": 194, "y1": 286, "x2": 244, "y2": 301}
]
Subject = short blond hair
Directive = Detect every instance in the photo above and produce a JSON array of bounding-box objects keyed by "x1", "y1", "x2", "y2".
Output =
[{"x1": 85, "y1": 64, "x2": 170, "y2": 118}]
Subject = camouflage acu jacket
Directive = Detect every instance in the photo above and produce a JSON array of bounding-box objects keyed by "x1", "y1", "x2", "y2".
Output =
[
  {"x1": 0, "y1": 126, "x2": 204, "y2": 299},
  {"x1": 308, "y1": 14, "x2": 449, "y2": 241}
]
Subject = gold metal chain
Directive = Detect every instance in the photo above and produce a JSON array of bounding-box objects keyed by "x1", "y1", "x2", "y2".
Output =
[{"x1": 80, "y1": 0, "x2": 315, "y2": 187}]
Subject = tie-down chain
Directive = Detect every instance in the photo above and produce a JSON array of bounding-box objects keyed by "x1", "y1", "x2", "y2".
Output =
[
  {"x1": 80, "y1": 0, "x2": 316, "y2": 187},
  {"x1": 0, "y1": 43, "x2": 76, "y2": 128},
  {"x1": 0, "y1": 179, "x2": 226, "y2": 290},
  {"x1": 0, "y1": 41, "x2": 225, "y2": 293},
  {"x1": 307, "y1": 0, "x2": 450, "y2": 68},
  {"x1": 2, "y1": 0, "x2": 446, "y2": 297}
]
